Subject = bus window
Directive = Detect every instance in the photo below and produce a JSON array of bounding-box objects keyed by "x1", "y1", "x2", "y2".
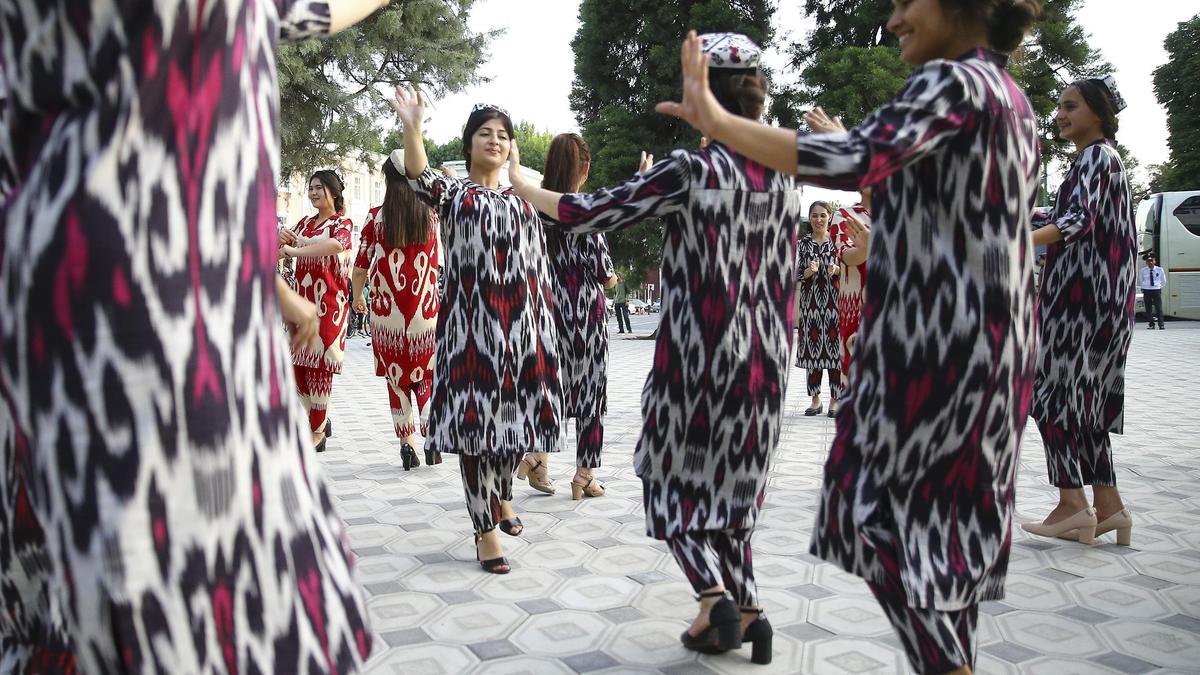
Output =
[{"x1": 1175, "y1": 196, "x2": 1200, "y2": 237}]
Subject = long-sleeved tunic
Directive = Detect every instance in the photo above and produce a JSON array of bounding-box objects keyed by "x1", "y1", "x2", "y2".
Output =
[
  {"x1": 547, "y1": 232, "x2": 615, "y2": 419},
  {"x1": 800, "y1": 49, "x2": 1041, "y2": 610},
  {"x1": 554, "y1": 142, "x2": 803, "y2": 539}
]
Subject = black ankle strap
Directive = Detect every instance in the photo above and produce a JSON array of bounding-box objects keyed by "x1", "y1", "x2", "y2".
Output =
[
  {"x1": 696, "y1": 590, "x2": 728, "y2": 600},
  {"x1": 740, "y1": 607, "x2": 764, "y2": 614}
]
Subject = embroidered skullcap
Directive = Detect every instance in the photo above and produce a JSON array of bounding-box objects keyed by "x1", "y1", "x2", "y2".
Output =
[
  {"x1": 389, "y1": 149, "x2": 404, "y2": 173},
  {"x1": 471, "y1": 102, "x2": 511, "y2": 117},
  {"x1": 699, "y1": 33, "x2": 762, "y2": 70},
  {"x1": 1098, "y1": 74, "x2": 1127, "y2": 113}
]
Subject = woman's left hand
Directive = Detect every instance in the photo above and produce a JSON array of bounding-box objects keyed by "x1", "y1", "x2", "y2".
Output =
[
  {"x1": 828, "y1": 264, "x2": 840, "y2": 276},
  {"x1": 278, "y1": 277, "x2": 318, "y2": 350},
  {"x1": 638, "y1": 151, "x2": 655, "y2": 173},
  {"x1": 507, "y1": 139, "x2": 526, "y2": 188}
]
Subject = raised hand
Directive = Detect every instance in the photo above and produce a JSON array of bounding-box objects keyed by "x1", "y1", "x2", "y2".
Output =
[
  {"x1": 638, "y1": 151, "x2": 655, "y2": 173},
  {"x1": 655, "y1": 31, "x2": 725, "y2": 138},
  {"x1": 439, "y1": 164, "x2": 458, "y2": 177},
  {"x1": 845, "y1": 212, "x2": 870, "y2": 249},
  {"x1": 805, "y1": 107, "x2": 846, "y2": 134},
  {"x1": 387, "y1": 83, "x2": 425, "y2": 128},
  {"x1": 507, "y1": 138, "x2": 526, "y2": 187}
]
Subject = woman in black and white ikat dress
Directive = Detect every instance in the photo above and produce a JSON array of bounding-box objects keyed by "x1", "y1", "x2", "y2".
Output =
[{"x1": 656, "y1": 0, "x2": 1044, "y2": 672}]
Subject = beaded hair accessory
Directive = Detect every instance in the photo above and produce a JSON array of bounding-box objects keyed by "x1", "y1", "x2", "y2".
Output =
[
  {"x1": 698, "y1": 33, "x2": 762, "y2": 70},
  {"x1": 1099, "y1": 74, "x2": 1127, "y2": 113},
  {"x1": 471, "y1": 102, "x2": 510, "y2": 117}
]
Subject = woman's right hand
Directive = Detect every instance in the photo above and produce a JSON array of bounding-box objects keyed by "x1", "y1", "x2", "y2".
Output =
[
  {"x1": 805, "y1": 107, "x2": 846, "y2": 134},
  {"x1": 278, "y1": 228, "x2": 297, "y2": 247},
  {"x1": 388, "y1": 83, "x2": 425, "y2": 129},
  {"x1": 353, "y1": 297, "x2": 368, "y2": 314},
  {"x1": 655, "y1": 31, "x2": 727, "y2": 139},
  {"x1": 277, "y1": 277, "x2": 318, "y2": 350},
  {"x1": 845, "y1": 212, "x2": 870, "y2": 249},
  {"x1": 638, "y1": 151, "x2": 655, "y2": 173}
]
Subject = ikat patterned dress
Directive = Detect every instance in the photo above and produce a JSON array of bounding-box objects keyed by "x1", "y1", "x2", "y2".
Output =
[
  {"x1": 354, "y1": 205, "x2": 440, "y2": 438},
  {"x1": 548, "y1": 232, "x2": 615, "y2": 420},
  {"x1": 407, "y1": 170, "x2": 562, "y2": 456},
  {"x1": 794, "y1": 235, "x2": 841, "y2": 370},
  {"x1": 554, "y1": 142, "x2": 804, "y2": 539},
  {"x1": 291, "y1": 212, "x2": 353, "y2": 371},
  {"x1": 799, "y1": 49, "x2": 1041, "y2": 611},
  {"x1": 830, "y1": 205, "x2": 872, "y2": 374},
  {"x1": 0, "y1": 1, "x2": 372, "y2": 672},
  {"x1": 1032, "y1": 139, "x2": 1136, "y2": 488}
]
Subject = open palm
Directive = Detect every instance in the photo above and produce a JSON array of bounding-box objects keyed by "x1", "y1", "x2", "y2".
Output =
[{"x1": 388, "y1": 83, "x2": 425, "y2": 127}]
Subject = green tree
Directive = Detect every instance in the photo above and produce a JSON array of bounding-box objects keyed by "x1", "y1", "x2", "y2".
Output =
[
  {"x1": 278, "y1": 0, "x2": 492, "y2": 178},
  {"x1": 570, "y1": 0, "x2": 775, "y2": 280},
  {"x1": 787, "y1": 0, "x2": 1109, "y2": 163},
  {"x1": 1153, "y1": 14, "x2": 1200, "y2": 191}
]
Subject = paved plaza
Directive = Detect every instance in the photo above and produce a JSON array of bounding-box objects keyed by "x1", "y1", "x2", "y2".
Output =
[{"x1": 319, "y1": 316, "x2": 1200, "y2": 674}]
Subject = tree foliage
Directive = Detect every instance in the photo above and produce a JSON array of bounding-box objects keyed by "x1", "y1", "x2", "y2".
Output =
[
  {"x1": 278, "y1": 0, "x2": 491, "y2": 178},
  {"x1": 570, "y1": 0, "x2": 775, "y2": 280},
  {"x1": 1153, "y1": 14, "x2": 1200, "y2": 191},
  {"x1": 787, "y1": 0, "x2": 1109, "y2": 163}
]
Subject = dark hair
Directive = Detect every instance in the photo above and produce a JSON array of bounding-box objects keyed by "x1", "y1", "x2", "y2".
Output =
[
  {"x1": 310, "y1": 170, "x2": 345, "y2": 213},
  {"x1": 541, "y1": 133, "x2": 592, "y2": 255},
  {"x1": 380, "y1": 160, "x2": 431, "y2": 247},
  {"x1": 708, "y1": 68, "x2": 769, "y2": 120},
  {"x1": 939, "y1": 0, "x2": 1042, "y2": 53},
  {"x1": 809, "y1": 201, "x2": 834, "y2": 218},
  {"x1": 1070, "y1": 79, "x2": 1120, "y2": 140},
  {"x1": 461, "y1": 107, "x2": 515, "y2": 172}
]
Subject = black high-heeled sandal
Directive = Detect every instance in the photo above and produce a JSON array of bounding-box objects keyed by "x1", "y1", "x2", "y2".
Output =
[
  {"x1": 680, "y1": 590, "x2": 741, "y2": 652},
  {"x1": 323, "y1": 420, "x2": 332, "y2": 437},
  {"x1": 400, "y1": 443, "x2": 421, "y2": 471},
  {"x1": 424, "y1": 448, "x2": 442, "y2": 465},
  {"x1": 315, "y1": 437, "x2": 327, "y2": 453},
  {"x1": 741, "y1": 607, "x2": 773, "y2": 665},
  {"x1": 499, "y1": 516, "x2": 523, "y2": 537},
  {"x1": 474, "y1": 533, "x2": 510, "y2": 574}
]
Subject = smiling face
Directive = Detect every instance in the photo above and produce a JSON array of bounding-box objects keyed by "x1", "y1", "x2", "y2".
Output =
[
  {"x1": 308, "y1": 177, "x2": 330, "y2": 210},
  {"x1": 809, "y1": 205, "x2": 831, "y2": 235},
  {"x1": 888, "y1": 0, "x2": 965, "y2": 65},
  {"x1": 468, "y1": 117, "x2": 511, "y2": 172},
  {"x1": 1055, "y1": 85, "x2": 1104, "y2": 145}
]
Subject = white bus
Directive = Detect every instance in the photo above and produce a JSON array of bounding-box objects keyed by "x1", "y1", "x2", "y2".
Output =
[{"x1": 1138, "y1": 190, "x2": 1200, "y2": 320}]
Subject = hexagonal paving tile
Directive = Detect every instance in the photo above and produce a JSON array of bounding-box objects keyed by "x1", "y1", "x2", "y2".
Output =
[
  {"x1": 354, "y1": 553, "x2": 422, "y2": 585},
  {"x1": 1045, "y1": 545, "x2": 1138, "y2": 579},
  {"x1": 1066, "y1": 577, "x2": 1174, "y2": 619},
  {"x1": 1024, "y1": 656, "x2": 1122, "y2": 674},
  {"x1": 812, "y1": 564, "x2": 873, "y2": 598},
  {"x1": 1000, "y1": 572, "x2": 1072, "y2": 611},
  {"x1": 509, "y1": 609, "x2": 611, "y2": 656},
  {"x1": 520, "y1": 540, "x2": 596, "y2": 570},
  {"x1": 585, "y1": 544, "x2": 665, "y2": 576},
  {"x1": 401, "y1": 561, "x2": 486, "y2": 593},
  {"x1": 346, "y1": 523, "x2": 406, "y2": 549},
  {"x1": 547, "y1": 516, "x2": 619, "y2": 541},
  {"x1": 801, "y1": 636, "x2": 908, "y2": 674},
  {"x1": 995, "y1": 610, "x2": 1107, "y2": 658},
  {"x1": 753, "y1": 553, "x2": 815, "y2": 588},
  {"x1": 467, "y1": 655, "x2": 575, "y2": 674},
  {"x1": 603, "y1": 618, "x2": 697, "y2": 667},
  {"x1": 384, "y1": 527, "x2": 463, "y2": 556},
  {"x1": 424, "y1": 601, "x2": 527, "y2": 644},
  {"x1": 473, "y1": 566, "x2": 565, "y2": 603},
  {"x1": 367, "y1": 592, "x2": 446, "y2": 632},
  {"x1": 363, "y1": 643, "x2": 478, "y2": 675},
  {"x1": 1160, "y1": 583, "x2": 1200, "y2": 619},
  {"x1": 1098, "y1": 619, "x2": 1200, "y2": 670},
  {"x1": 808, "y1": 595, "x2": 892, "y2": 638},
  {"x1": 631, "y1": 582, "x2": 697, "y2": 622},
  {"x1": 1129, "y1": 551, "x2": 1200, "y2": 585},
  {"x1": 555, "y1": 574, "x2": 641, "y2": 612}
]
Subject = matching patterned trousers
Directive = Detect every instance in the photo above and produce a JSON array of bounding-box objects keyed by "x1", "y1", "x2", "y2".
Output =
[
  {"x1": 293, "y1": 365, "x2": 334, "y2": 433},
  {"x1": 571, "y1": 416, "x2": 604, "y2": 468},
  {"x1": 666, "y1": 529, "x2": 759, "y2": 608},
  {"x1": 1037, "y1": 420, "x2": 1117, "y2": 489},
  {"x1": 806, "y1": 368, "x2": 843, "y2": 399},
  {"x1": 387, "y1": 377, "x2": 432, "y2": 439},
  {"x1": 459, "y1": 454, "x2": 520, "y2": 533},
  {"x1": 866, "y1": 513, "x2": 977, "y2": 674}
]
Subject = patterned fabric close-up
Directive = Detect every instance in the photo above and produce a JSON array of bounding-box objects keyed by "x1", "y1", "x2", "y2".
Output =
[{"x1": 0, "y1": 1, "x2": 372, "y2": 672}]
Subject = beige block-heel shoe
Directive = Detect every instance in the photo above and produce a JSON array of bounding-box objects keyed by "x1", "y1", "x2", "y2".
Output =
[
  {"x1": 1056, "y1": 509, "x2": 1133, "y2": 546},
  {"x1": 1021, "y1": 507, "x2": 1098, "y2": 544}
]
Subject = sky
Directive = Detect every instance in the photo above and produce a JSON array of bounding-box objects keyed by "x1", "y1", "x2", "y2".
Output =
[{"x1": 407, "y1": 0, "x2": 1200, "y2": 201}]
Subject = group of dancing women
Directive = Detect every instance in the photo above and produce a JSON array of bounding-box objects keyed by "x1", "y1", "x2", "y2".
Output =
[{"x1": 0, "y1": 0, "x2": 1142, "y2": 673}]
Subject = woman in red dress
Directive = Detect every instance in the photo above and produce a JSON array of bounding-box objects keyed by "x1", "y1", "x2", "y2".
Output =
[
  {"x1": 281, "y1": 170, "x2": 353, "y2": 451},
  {"x1": 352, "y1": 153, "x2": 441, "y2": 470},
  {"x1": 828, "y1": 200, "x2": 872, "y2": 376}
]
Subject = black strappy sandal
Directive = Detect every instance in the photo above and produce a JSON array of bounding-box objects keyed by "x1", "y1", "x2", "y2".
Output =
[
  {"x1": 680, "y1": 590, "x2": 741, "y2": 653},
  {"x1": 499, "y1": 516, "x2": 523, "y2": 537},
  {"x1": 474, "y1": 533, "x2": 510, "y2": 574}
]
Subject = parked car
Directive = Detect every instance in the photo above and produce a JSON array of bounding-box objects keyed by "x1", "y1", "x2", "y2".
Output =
[
  {"x1": 648, "y1": 300, "x2": 660, "y2": 313},
  {"x1": 627, "y1": 299, "x2": 648, "y2": 315}
]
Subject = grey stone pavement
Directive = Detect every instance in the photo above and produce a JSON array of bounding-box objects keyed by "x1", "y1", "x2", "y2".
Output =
[{"x1": 320, "y1": 314, "x2": 1200, "y2": 674}]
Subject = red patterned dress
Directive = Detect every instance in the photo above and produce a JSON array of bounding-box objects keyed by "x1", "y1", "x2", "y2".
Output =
[
  {"x1": 354, "y1": 205, "x2": 440, "y2": 438},
  {"x1": 829, "y1": 204, "x2": 872, "y2": 375},
  {"x1": 291, "y1": 212, "x2": 353, "y2": 433}
]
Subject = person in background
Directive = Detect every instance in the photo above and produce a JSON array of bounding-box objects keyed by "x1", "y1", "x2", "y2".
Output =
[
  {"x1": 1025, "y1": 75, "x2": 1137, "y2": 547},
  {"x1": 795, "y1": 201, "x2": 842, "y2": 417},
  {"x1": 352, "y1": 152, "x2": 441, "y2": 470},
  {"x1": 1141, "y1": 253, "x2": 1165, "y2": 329},
  {"x1": 613, "y1": 273, "x2": 634, "y2": 334},
  {"x1": 284, "y1": 170, "x2": 354, "y2": 452}
]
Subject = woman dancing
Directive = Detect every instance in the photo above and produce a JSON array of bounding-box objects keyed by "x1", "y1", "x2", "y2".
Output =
[
  {"x1": 510, "y1": 33, "x2": 801, "y2": 665},
  {"x1": 1023, "y1": 76, "x2": 1136, "y2": 546},
  {"x1": 351, "y1": 152, "x2": 441, "y2": 470},
  {"x1": 517, "y1": 134, "x2": 620, "y2": 500},
  {"x1": 656, "y1": 1, "x2": 1043, "y2": 672},
  {"x1": 283, "y1": 170, "x2": 354, "y2": 452},
  {"x1": 389, "y1": 90, "x2": 562, "y2": 575}
]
